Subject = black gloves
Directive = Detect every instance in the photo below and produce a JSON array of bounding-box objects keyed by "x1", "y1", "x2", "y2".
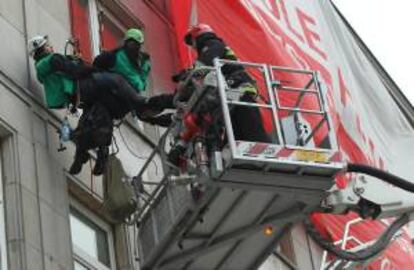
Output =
[
  {"x1": 147, "y1": 94, "x2": 175, "y2": 110},
  {"x1": 51, "y1": 54, "x2": 97, "y2": 79},
  {"x1": 139, "y1": 113, "x2": 174, "y2": 127},
  {"x1": 172, "y1": 69, "x2": 191, "y2": 83}
]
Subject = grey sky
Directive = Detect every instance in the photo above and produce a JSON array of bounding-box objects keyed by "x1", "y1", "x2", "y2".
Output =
[{"x1": 333, "y1": 0, "x2": 414, "y2": 105}]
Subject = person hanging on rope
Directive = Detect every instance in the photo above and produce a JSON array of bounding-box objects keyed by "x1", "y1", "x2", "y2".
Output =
[
  {"x1": 93, "y1": 28, "x2": 151, "y2": 95},
  {"x1": 28, "y1": 34, "x2": 155, "y2": 175}
]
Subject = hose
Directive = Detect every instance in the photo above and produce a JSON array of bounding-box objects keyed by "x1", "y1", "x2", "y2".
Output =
[
  {"x1": 347, "y1": 163, "x2": 414, "y2": 193},
  {"x1": 306, "y1": 163, "x2": 414, "y2": 261},
  {"x1": 305, "y1": 214, "x2": 409, "y2": 261}
]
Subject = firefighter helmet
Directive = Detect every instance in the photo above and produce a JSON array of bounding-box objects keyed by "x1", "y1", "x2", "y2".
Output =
[
  {"x1": 28, "y1": 35, "x2": 48, "y2": 56},
  {"x1": 184, "y1": 23, "x2": 213, "y2": 45}
]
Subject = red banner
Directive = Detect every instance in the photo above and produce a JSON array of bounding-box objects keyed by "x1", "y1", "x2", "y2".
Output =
[{"x1": 169, "y1": 1, "x2": 414, "y2": 268}]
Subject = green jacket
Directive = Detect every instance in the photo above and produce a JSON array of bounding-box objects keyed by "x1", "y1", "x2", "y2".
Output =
[
  {"x1": 35, "y1": 54, "x2": 75, "y2": 108},
  {"x1": 112, "y1": 49, "x2": 151, "y2": 93},
  {"x1": 94, "y1": 48, "x2": 151, "y2": 93}
]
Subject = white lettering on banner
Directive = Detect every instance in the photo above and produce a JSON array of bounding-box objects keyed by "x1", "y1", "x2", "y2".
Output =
[
  {"x1": 231, "y1": 0, "x2": 414, "y2": 266},
  {"x1": 380, "y1": 258, "x2": 397, "y2": 270},
  {"x1": 241, "y1": 1, "x2": 310, "y2": 70},
  {"x1": 229, "y1": 1, "x2": 414, "y2": 266},
  {"x1": 245, "y1": 0, "x2": 328, "y2": 63},
  {"x1": 296, "y1": 8, "x2": 327, "y2": 60},
  {"x1": 242, "y1": 0, "x2": 385, "y2": 170},
  {"x1": 395, "y1": 236, "x2": 414, "y2": 256},
  {"x1": 286, "y1": 42, "x2": 310, "y2": 70}
]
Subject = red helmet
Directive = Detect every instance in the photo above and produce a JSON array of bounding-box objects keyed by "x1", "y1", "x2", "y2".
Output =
[{"x1": 184, "y1": 23, "x2": 213, "y2": 45}]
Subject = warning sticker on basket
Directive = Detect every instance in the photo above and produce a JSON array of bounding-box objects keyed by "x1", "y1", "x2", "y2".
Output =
[{"x1": 295, "y1": 150, "x2": 329, "y2": 163}]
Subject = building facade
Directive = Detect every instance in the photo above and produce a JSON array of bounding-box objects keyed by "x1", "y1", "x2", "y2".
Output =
[
  {"x1": 0, "y1": 0, "x2": 176, "y2": 269},
  {"x1": 2, "y1": 1, "x2": 413, "y2": 270}
]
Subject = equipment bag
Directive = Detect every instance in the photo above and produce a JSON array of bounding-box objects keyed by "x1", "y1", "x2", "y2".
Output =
[{"x1": 102, "y1": 155, "x2": 137, "y2": 223}]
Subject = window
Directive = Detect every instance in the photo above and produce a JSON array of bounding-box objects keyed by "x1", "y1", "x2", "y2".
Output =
[
  {"x1": 69, "y1": 0, "x2": 143, "y2": 58},
  {"x1": 70, "y1": 201, "x2": 116, "y2": 270},
  {"x1": 0, "y1": 149, "x2": 7, "y2": 270},
  {"x1": 271, "y1": 231, "x2": 297, "y2": 270},
  {"x1": 147, "y1": 0, "x2": 168, "y2": 14},
  {"x1": 278, "y1": 231, "x2": 296, "y2": 264},
  {"x1": 99, "y1": 9, "x2": 125, "y2": 51},
  {"x1": 69, "y1": 0, "x2": 96, "y2": 62},
  {"x1": 69, "y1": 0, "x2": 120, "y2": 60}
]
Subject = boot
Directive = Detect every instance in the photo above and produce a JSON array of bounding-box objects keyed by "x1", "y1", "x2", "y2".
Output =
[
  {"x1": 69, "y1": 150, "x2": 90, "y2": 175},
  {"x1": 92, "y1": 146, "x2": 109, "y2": 176},
  {"x1": 167, "y1": 145, "x2": 186, "y2": 166},
  {"x1": 135, "y1": 99, "x2": 164, "y2": 119}
]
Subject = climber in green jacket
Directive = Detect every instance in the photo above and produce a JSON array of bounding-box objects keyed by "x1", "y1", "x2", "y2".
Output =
[
  {"x1": 93, "y1": 28, "x2": 151, "y2": 94},
  {"x1": 28, "y1": 35, "x2": 153, "y2": 175}
]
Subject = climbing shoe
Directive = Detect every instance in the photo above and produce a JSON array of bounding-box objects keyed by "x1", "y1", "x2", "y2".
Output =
[
  {"x1": 92, "y1": 147, "x2": 109, "y2": 176},
  {"x1": 69, "y1": 150, "x2": 90, "y2": 175}
]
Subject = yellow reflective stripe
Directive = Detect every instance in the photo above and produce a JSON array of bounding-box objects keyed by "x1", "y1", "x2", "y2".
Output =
[
  {"x1": 241, "y1": 84, "x2": 257, "y2": 95},
  {"x1": 224, "y1": 47, "x2": 238, "y2": 60}
]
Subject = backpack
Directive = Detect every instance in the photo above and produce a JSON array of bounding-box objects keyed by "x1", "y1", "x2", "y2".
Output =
[{"x1": 72, "y1": 103, "x2": 113, "y2": 151}]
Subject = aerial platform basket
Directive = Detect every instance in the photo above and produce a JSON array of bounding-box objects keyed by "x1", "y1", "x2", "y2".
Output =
[
  {"x1": 214, "y1": 59, "x2": 343, "y2": 191},
  {"x1": 134, "y1": 60, "x2": 344, "y2": 270}
]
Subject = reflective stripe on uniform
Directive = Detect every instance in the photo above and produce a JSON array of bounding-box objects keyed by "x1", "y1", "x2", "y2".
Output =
[
  {"x1": 240, "y1": 82, "x2": 258, "y2": 95},
  {"x1": 224, "y1": 46, "x2": 238, "y2": 60}
]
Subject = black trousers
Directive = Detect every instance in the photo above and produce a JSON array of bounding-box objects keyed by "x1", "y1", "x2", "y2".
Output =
[
  {"x1": 78, "y1": 72, "x2": 148, "y2": 119},
  {"x1": 203, "y1": 91, "x2": 272, "y2": 152},
  {"x1": 230, "y1": 93, "x2": 271, "y2": 143},
  {"x1": 70, "y1": 72, "x2": 148, "y2": 174},
  {"x1": 69, "y1": 102, "x2": 113, "y2": 175}
]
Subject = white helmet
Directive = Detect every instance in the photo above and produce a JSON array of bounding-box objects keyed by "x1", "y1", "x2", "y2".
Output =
[{"x1": 28, "y1": 35, "x2": 48, "y2": 56}]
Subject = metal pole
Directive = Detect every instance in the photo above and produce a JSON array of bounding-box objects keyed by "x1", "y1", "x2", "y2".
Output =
[
  {"x1": 313, "y1": 71, "x2": 325, "y2": 113},
  {"x1": 226, "y1": 100, "x2": 273, "y2": 108},
  {"x1": 266, "y1": 65, "x2": 314, "y2": 74},
  {"x1": 264, "y1": 65, "x2": 284, "y2": 145},
  {"x1": 269, "y1": 66, "x2": 288, "y2": 145},
  {"x1": 278, "y1": 107, "x2": 325, "y2": 115},
  {"x1": 315, "y1": 72, "x2": 339, "y2": 152},
  {"x1": 215, "y1": 58, "x2": 238, "y2": 159}
]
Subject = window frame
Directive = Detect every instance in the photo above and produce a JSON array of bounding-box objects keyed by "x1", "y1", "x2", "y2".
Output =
[
  {"x1": 272, "y1": 229, "x2": 298, "y2": 270},
  {"x1": 88, "y1": 0, "x2": 101, "y2": 57},
  {"x1": 70, "y1": 199, "x2": 117, "y2": 270},
  {"x1": 70, "y1": 0, "x2": 145, "y2": 56},
  {"x1": 0, "y1": 146, "x2": 7, "y2": 270},
  {"x1": 97, "y1": 3, "x2": 127, "y2": 52}
]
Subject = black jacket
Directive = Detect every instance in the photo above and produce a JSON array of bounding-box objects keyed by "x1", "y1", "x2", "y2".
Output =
[
  {"x1": 194, "y1": 33, "x2": 253, "y2": 87},
  {"x1": 50, "y1": 54, "x2": 96, "y2": 79}
]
